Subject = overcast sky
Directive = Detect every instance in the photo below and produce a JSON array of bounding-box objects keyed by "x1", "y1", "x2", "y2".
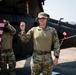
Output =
[{"x1": 43, "y1": 0, "x2": 76, "y2": 23}]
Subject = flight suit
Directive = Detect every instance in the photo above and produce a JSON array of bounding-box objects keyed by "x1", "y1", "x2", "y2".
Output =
[
  {"x1": 1, "y1": 23, "x2": 16, "y2": 75},
  {"x1": 18, "y1": 26, "x2": 60, "y2": 75}
]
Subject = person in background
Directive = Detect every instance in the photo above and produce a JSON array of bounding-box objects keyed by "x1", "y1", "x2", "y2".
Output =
[
  {"x1": 18, "y1": 12, "x2": 60, "y2": 75},
  {"x1": 1, "y1": 20, "x2": 16, "y2": 75}
]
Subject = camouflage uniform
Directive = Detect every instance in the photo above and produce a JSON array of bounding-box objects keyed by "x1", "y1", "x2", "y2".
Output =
[
  {"x1": 18, "y1": 25, "x2": 60, "y2": 75},
  {"x1": 1, "y1": 22, "x2": 16, "y2": 75}
]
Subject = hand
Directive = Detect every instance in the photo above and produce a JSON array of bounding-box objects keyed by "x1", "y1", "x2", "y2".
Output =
[
  {"x1": 3, "y1": 19, "x2": 7, "y2": 24},
  {"x1": 3, "y1": 19, "x2": 9, "y2": 26},
  {"x1": 20, "y1": 22, "x2": 25, "y2": 31},
  {"x1": 53, "y1": 58, "x2": 58, "y2": 65}
]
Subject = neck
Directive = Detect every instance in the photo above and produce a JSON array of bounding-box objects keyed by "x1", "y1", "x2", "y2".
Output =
[{"x1": 39, "y1": 24, "x2": 46, "y2": 28}]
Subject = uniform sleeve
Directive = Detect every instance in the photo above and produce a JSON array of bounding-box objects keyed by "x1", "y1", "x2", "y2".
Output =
[
  {"x1": 6, "y1": 23, "x2": 16, "y2": 35},
  {"x1": 52, "y1": 28, "x2": 60, "y2": 59},
  {"x1": 18, "y1": 27, "x2": 34, "y2": 43}
]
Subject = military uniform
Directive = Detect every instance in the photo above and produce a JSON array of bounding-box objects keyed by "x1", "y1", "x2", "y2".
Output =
[
  {"x1": 1, "y1": 23, "x2": 16, "y2": 75},
  {"x1": 18, "y1": 25, "x2": 60, "y2": 75}
]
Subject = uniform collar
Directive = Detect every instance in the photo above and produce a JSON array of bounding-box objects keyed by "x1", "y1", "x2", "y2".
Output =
[{"x1": 37, "y1": 26, "x2": 50, "y2": 31}]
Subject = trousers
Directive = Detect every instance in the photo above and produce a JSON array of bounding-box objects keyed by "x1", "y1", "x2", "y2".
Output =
[
  {"x1": 1, "y1": 49, "x2": 16, "y2": 75},
  {"x1": 31, "y1": 53, "x2": 53, "y2": 75}
]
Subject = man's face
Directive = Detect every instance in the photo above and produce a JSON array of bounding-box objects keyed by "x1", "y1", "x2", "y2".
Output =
[{"x1": 38, "y1": 18, "x2": 48, "y2": 25}]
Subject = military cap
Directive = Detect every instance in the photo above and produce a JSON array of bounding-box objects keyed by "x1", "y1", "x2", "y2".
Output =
[{"x1": 37, "y1": 12, "x2": 50, "y2": 19}]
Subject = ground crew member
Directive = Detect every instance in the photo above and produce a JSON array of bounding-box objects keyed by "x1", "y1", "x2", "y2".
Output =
[
  {"x1": 1, "y1": 20, "x2": 16, "y2": 75},
  {"x1": 18, "y1": 12, "x2": 60, "y2": 75}
]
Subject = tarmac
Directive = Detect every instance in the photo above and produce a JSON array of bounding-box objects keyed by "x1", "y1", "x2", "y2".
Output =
[{"x1": 15, "y1": 47, "x2": 76, "y2": 75}]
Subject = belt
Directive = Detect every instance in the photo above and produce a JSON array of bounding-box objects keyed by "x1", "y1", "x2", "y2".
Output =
[{"x1": 34, "y1": 50, "x2": 51, "y2": 55}]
